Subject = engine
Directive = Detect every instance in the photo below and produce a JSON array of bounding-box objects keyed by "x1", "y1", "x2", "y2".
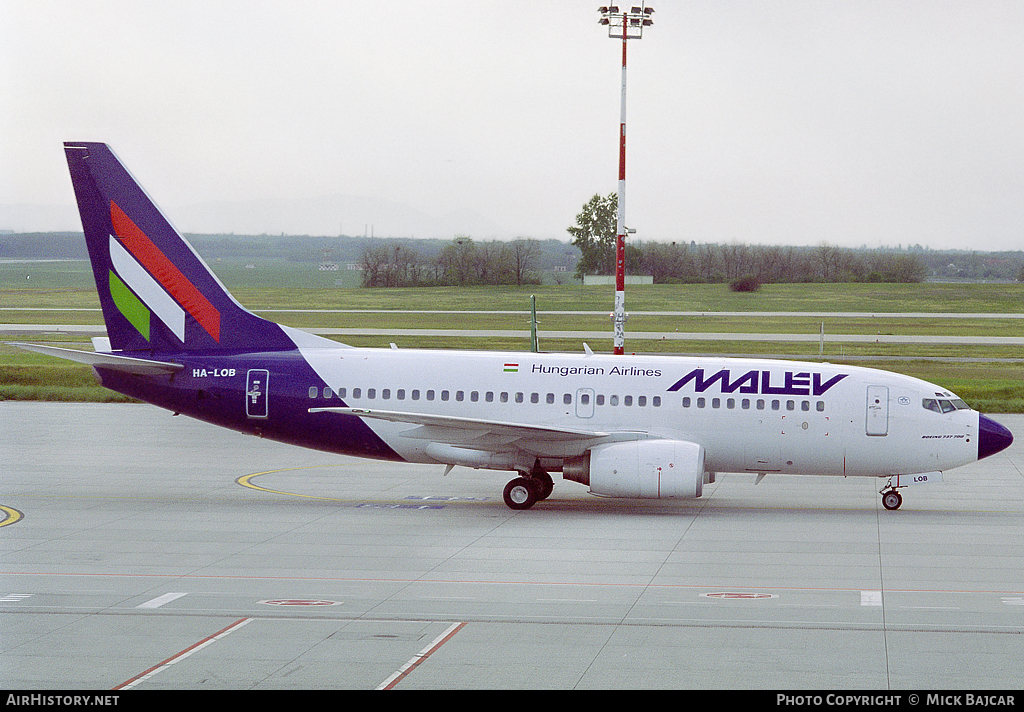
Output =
[{"x1": 563, "y1": 440, "x2": 705, "y2": 499}]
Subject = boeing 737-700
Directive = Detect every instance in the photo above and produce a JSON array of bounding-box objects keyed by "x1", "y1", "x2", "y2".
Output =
[{"x1": 15, "y1": 142, "x2": 1014, "y2": 510}]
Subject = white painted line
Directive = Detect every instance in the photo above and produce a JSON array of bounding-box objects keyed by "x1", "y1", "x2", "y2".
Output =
[
  {"x1": 376, "y1": 622, "x2": 466, "y2": 690},
  {"x1": 115, "y1": 618, "x2": 252, "y2": 690},
  {"x1": 137, "y1": 592, "x2": 188, "y2": 609},
  {"x1": 861, "y1": 590, "x2": 883, "y2": 607}
]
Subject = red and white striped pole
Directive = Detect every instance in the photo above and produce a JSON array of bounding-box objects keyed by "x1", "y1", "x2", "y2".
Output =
[
  {"x1": 613, "y1": 20, "x2": 628, "y2": 355},
  {"x1": 598, "y1": 5, "x2": 654, "y2": 355}
]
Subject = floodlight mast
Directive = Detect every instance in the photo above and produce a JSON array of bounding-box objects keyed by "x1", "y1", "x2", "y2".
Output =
[{"x1": 598, "y1": 5, "x2": 653, "y2": 355}]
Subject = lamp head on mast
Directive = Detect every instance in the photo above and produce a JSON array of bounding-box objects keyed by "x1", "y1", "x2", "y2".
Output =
[{"x1": 598, "y1": 5, "x2": 654, "y2": 39}]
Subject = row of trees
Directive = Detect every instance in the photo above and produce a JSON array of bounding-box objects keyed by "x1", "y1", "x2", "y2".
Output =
[
  {"x1": 635, "y1": 240, "x2": 928, "y2": 284},
  {"x1": 568, "y1": 193, "x2": 928, "y2": 284},
  {"x1": 360, "y1": 237, "x2": 542, "y2": 287}
]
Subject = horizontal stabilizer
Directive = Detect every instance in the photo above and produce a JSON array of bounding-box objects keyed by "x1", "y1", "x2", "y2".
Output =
[{"x1": 11, "y1": 343, "x2": 183, "y2": 376}]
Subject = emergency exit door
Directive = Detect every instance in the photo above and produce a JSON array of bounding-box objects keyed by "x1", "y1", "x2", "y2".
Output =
[{"x1": 246, "y1": 369, "x2": 269, "y2": 419}]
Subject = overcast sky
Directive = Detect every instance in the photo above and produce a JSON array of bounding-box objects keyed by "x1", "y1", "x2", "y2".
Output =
[{"x1": 3, "y1": 1, "x2": 1024, "y2": 250}]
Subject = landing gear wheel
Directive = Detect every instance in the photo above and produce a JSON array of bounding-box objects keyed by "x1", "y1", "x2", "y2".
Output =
[
  {"x1": 882, "y1": 489, "x2": 903, "y2": 511},
  {"x1": 532, "y1": 471, "x2": 554, "y2": 500},
  {"x1": 503, "y1": 477, "x2": 538, "y2": 510}
]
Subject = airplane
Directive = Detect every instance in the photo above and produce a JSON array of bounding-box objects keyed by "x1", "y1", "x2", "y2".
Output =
[{"x1": 14, "y1": 142, "x2": 1013, "y2": 511}]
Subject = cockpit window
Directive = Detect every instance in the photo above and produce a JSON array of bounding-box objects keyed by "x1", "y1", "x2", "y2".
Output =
[{"x1": 923, "y1": 398, "x2": 970, "y2": 413}]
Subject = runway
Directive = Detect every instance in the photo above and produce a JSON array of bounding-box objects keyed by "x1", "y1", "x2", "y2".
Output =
[{"x1": 2, "y1": 402, "x2": 1022, "y2": 690}]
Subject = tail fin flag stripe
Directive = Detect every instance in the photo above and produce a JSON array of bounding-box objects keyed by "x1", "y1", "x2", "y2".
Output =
[
  {"x1": 108, "y1": 270, "x2": 151, "y2": 341},
  {"x1": 109, "y1": 235, "x2": 185, "y2": 341},
  {"x1": 110, "y1": 201, "x2": 221, "y2": 342}
]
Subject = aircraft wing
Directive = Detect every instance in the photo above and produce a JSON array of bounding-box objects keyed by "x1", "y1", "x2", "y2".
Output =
[
  {"x1": 309, "y1": 406, "x2": 620, "y2": 454},
  {"x1": 11, "y1": 343, "x2": 184, "y2": 376}
]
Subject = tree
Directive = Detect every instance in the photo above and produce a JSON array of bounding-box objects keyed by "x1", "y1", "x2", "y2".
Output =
[
  {"x1": 567, "y1": 193, "x2": 617, "y2": 279},
  {"x1": 509, "y1": 238, "x2": 540, "y2": 286}
]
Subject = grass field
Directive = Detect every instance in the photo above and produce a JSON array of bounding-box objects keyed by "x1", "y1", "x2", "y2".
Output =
[{"x1": 3, "y1": 259, "x2": 1024, "y2": 410}]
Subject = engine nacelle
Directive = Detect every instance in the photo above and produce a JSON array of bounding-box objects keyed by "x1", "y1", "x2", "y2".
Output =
[{"x1": 563, "y1": 440, "x2": 705, "y2": 499}]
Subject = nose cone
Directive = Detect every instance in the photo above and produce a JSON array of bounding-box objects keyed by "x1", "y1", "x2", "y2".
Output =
[{"x1": 978, "y1": 414, "x2": 1013, "y2": 460}]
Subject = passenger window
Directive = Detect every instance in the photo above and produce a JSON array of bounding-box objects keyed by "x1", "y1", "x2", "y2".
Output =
[
  {"x1": 711, "y1": 398, "x2": 720, "y2": 409},
  {"x1": 580, "y1": 393, "x2": 590, "y2": 405},
  {"x1": 455, "y1": 391, "x2": 464, "y2": 402},
  {"x1": 597, "y1": 394, "x2": 605, "y2": 406},
  {"x1": 610, "y1": 395, "x2": 619, "y2": 406},
  {"x1": 426, "y1": 390, "x2": 435, "y2": 401},
  {"x1": 368, "y1": 388, "x2": 376, "y2": 399},
  {"x1": 638, "y1": 395, "x2": 647, "y2": 407},
  {"x1": 697, "y1": 398, "x2": 705, "y2": 408},
  {"x1": 397, "y1": 389, "x2": 405, "y2": 400},
  {"x1": 652, "y1": 396, "x2": 661, "y2": 407},
  {"x1": 801, "y1": 400, "x2": 810, "y2": 411},
  {"x1": 353, "y1": 388, "x2": 362, "y2": 399},
  {"x1": 500, "y1": 392, "x2": 509, "y2": 403},
  {"x1": 771, "y1": 400, "x2": 780, "y2": 411},
  {"x1": 530, "y1": 393, "x2": 539, "y2": 404},
  {"x1": 338, "y1": 388, "x2": 347, "y2": 399},
  {"x1": 816, "y1": 401, "x2": 825, "y2": 412},
  {"x1": 682, "y1": 397, "x2": 691, "y2": 408},
  {"x1": 308, "y1": 386, "x2": 318, "y2": 399},
  {"x1": 564, "y1": 393, "x2": 572, "y2": 405},
  {"x1": 624, "y1": 396, "x2": 633, "y2": 406},
  {"x1": 742, "y1": 399, "x2": 750, "y2": 409},
  {"x1": 546, "y1": 393, "x2": 555, "y2": 404},
  {"x1": 411, "y1": 389, "x2": 419, "y2": 400},
  {"x1": 441, "y1": 390, "x2": 449, "y2": 401},
  {"x1": 382, "y1": 389, "x2": 390, "y2": 400},
  {"x1": 726, "y1": 398, "x2": 735, "y2": 409},
  {"x1": 515, "y1": 392, "x2": 524, "y2": 403},
  {"x1": 756, "y1": 399, "x2": 765, "y2": 410},
  {"x1": 485, "y1": 392, "x2": 494, "y2": 403}
]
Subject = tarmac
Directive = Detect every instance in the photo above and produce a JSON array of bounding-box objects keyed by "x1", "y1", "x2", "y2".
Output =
[{"x1": 1, "y1": 401, "x2": 1022, "y2": 690}]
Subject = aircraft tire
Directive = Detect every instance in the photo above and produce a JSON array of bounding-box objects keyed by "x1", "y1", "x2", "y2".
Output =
[
  {"x1": 533, "y1": 471, "x2": 554, "y2": 500},
  {"x1": 881, "y1": 490, "x2": 903, "y2": 511},
  {"x1": 503, "y1": 477, "x2": 538, "y2": 510}
]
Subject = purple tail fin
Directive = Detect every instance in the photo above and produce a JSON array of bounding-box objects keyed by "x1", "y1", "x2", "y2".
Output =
[{"x1": 64, "y1": 142, "x2": 295, "y2": 353}]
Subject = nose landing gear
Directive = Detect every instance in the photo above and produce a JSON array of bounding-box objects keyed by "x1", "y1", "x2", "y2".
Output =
[
  {"x1": 881, "y1": 488, "x2": 903, "y2": 511},
  {"x1": 880, "y1": 477, "x2": 904, "y2": 510}
]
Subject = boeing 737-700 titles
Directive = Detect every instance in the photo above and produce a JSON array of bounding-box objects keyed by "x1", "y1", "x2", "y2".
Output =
[{"x1": 15, "y1": 143, "x2": 1014, "y2": 510}]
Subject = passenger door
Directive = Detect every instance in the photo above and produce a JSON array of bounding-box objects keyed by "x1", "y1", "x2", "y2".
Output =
[{"x1": 866, "y1": 385, "x2": 888, "y2": 436}]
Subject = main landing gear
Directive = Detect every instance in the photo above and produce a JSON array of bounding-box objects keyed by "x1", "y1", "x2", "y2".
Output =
[
  {"x1": 502, "y1": 463, "x2": 554, "y2": 510},
  {"x1": 880, "y1": 478, "x2": 904, "y2": 511}
]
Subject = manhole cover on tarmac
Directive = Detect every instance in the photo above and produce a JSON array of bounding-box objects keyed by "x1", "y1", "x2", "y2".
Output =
[
  {"x1": 701, "y1": 592, "x2": 777, "y2": 600},
  {"x1": 259, "y1": 599, "x2": 342, "y2": 606}
]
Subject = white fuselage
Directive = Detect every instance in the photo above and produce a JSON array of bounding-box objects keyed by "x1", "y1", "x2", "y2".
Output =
[{"x1": 298, "y1": 347, "x2": 980, "y2": 479}]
